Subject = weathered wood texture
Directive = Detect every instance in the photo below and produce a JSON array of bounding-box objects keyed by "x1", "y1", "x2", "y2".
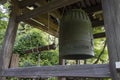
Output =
[
  {"x1": 1, "y1": 64, "x2": 110, "y2": 78},
  {"x1": 10, "y1": 54, "x2": 19, "y2": 68},
  {"x1": 24, "y1": 43, "x2": 56, "y2": 54},
  {"x1": 20, "y1": 6, "x2": 59, "y2": 33},
  {"x1": 24, "y1": 19, "x2": 57, "y2": 37},
  {"x1": 0, "y1": 1, "x2": 19, "y2": 80},
  {"x1": 0, "y1": 11, "x2": 19, "y2": 80},
  {"x1": 15, "y1": 0, "x2": 104, "y2": 37},
  {"x1": 102, "y1": 0, "x2": 120, "y2": 80},
  {"x1": 0, "y1": 12, "x2": 18, "y2": 68},
  {"x1": 17, "y1": 0, "x2": 82, "y2": 21},
  {"x1": 18, "y1": 0, "x2": 37, "y2": 8}
]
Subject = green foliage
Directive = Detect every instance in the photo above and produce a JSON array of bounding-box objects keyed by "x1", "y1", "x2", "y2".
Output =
[
  {"x1": 13, "y1": 27, "x2": 58, "y2": 67},
  {"x1": 92, "y1": 27, "x2": 108, "y2": 64},
  {"x1": 0, "y1": 4, "x2": 8, "y2": 45}
]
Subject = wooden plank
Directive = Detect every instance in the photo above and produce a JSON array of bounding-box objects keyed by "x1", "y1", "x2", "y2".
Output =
[
  {"x1": 10, "y1": 54, "x2": 19, "y2": 68},
  {"x1": 19, "y1": 7, "x2": 59, "y2": 35},
  {"x1": 102, "y1": 0, "x2": 120, "y2": 80},
  {"x1": 36, "y1": 0, "x2": 61, "y2": 19},
  {"x1": 17, "y1": 0, "x2": 82, "y2": 21},
  {"x1": 0, "y1": 1, "x2": 20, "y2": 80},
  {"x1": 58, "y1": 59, "x2": 66, "y2": 80},
  {"x1": 1, "y1": 64, "x2": 110, "y2": 78},
  {"x1": 0, "y1": 8, "x2": 19, "y2": 80},
  {"x1": 33, "y1": 15, "x2": 58, "y2": 32},
  {"x1": 24, "y1": 19, "x2": 58, "y2": 36},
  {"x1": 24, "y1": 43, "x2": 56, "y2": 54},
  {"x1": 93, "y1": 32, "x2": 105, "y2": 39},
  {"x1": 18, "y1": 0, "x2": 37, "y2": 8}
]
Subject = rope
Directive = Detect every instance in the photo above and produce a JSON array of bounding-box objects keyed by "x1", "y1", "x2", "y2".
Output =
[{"x1": 94, "y1": 40, "x2": 107, "y2": 64}]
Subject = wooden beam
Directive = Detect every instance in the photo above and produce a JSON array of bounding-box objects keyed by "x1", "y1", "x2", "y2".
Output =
[
  {"x1": 24, "y1": 43, "x2": 56, "y2": 54},
  {"x1": 24, "y1": 19, "x2": 58, "y2": 37},
  {"x1": 18, "y1": 0, "x2": 61, "y2": 19},
  {"x1": 17, "y1": 0, "x2": 82, "y2": 21},
  {"x1": 24, "y1": 19, "x2": 47, "y2": 31},
  {"x1": 0, "y1": 1, "x2": 19, "y2": 80},
  {"x1": 33, "y1": 15, "x2": 58, "y2": 32},
  {"x1": 10, "y1": 54, "x2": 19, "y2": 68},
  {"x1": 1, "y1": 64, "x2": 110, "y2": 78},
  {"x1": 93, "y1": 32, "x2": 105, "y2": 39},
  {"x1": 18, "y1": 0, "x2": 37, "y2": 8},
  {"x1": 58, "y1": 59, "x2": 66, "y2": 80},
  {"x1": 36, "y1": 0, "x2": 61, "y2": 19},
  {"x1": 102, "y1": 0, "x2": 120, "y2": 80},
  {"x1": 19, "y1": 7, "x2": 59, "y2": 36}
]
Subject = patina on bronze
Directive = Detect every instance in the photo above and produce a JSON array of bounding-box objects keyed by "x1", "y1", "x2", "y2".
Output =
[{"x1": 59, "y1": 9, "x2": 94, "y2": 59}]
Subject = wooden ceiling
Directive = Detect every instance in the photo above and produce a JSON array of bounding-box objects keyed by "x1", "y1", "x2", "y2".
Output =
[{"x1": 12, "y1": 0, "x2": 103, "y2": 37}]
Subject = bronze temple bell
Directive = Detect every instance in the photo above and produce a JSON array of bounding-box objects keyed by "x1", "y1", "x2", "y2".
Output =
[{"x1": 59, "y1": 9, "x2": 94, "y2": 59}]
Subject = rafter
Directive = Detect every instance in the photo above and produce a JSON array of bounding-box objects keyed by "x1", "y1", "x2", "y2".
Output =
[
  {"x1": 24, "y1": 19, "x2": 58, "y2": 36},
  {"x1": 17, "y1": 0, "x2": 82, "y2": 21},
  {"x1": 24, "y1": 43, "x2": 56, "y2": 54},
  {"x1": 18, "y1": 6, "x2": 59, "y2": 36},
  {"x1": 18, "y1": 0, "x2": 37, "y2": 8},
  {"x1": 33, "y1": 15, "x2": 58, "y2": 31}
]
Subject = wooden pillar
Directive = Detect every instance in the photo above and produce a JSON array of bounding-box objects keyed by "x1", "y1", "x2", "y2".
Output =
[
  {"x1": 102, "y1": 0, "x2": 120, "y2": 80},
  {"x1": 0, "y1": 2, "x2": 19, "y2": 80},
  {"x1": 58, "y1": 57, "x2": 66, "y2": 80},
  {"x1": 10, "y1": 54, "x2": 19, "y2": 68}
]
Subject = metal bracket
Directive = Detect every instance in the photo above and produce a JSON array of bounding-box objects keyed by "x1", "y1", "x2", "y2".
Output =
[{"x1": 115, "y1": 62, "x2": 120, "y2": 69}]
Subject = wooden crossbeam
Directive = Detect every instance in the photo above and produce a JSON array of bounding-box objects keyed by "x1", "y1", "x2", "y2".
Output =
[
  {"x1": 1, "y1": 64, "x2": 110, "y2": 78},
  {"x1": 33, "y1": 15, "x2": 58, "y2": 32},
  {"x1": 93, "y1": 32, "x2": 105, "y2": 39},
  {"x1": 17, "y1": 0, "x2": 82, "y2": 21},
  {"x1": 19, "y1": 6, "x2": 59, "y2": 35},
  {"x1": 36, "y1": 0, "x2": 61, "y2": 19},
  {"x1": 102, "y1": 0, "x2": 120, "y2": 79},
  {"x1": 24, "y1": 43, "x2": 56, "y2": 54},
  {"x1": 24, "y1": 19, "x2": 57, "y2": 36},
  {"x1": 0, "y1": 0, "x2": 20, "y2": 80},
  {"x1": 18, "y1": 0, "x2": 37, "y2": 8}
]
